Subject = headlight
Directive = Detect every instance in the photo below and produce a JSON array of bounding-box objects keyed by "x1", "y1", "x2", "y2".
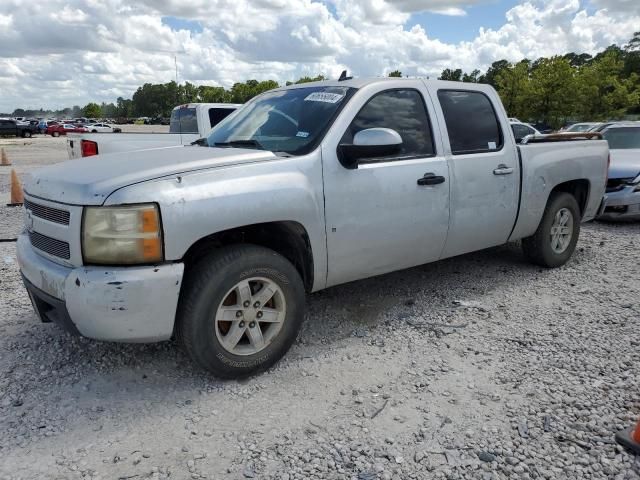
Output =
[{"x1": 83, "y1": 204, "x2": 163, "y2": 264}]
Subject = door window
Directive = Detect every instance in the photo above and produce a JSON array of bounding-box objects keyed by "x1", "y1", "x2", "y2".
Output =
[
  {"x1": 437, "y1": 90, "x2": 503, "y2": 155},
  {"x1": 208, "y1": 108, "x2": 235, "y2": 128},
  {"x1": 341, "y1": 89, "x2": 435, "y2": 162}
]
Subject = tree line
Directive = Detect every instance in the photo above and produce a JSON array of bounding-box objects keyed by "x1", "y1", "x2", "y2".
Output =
[
  {"x1": 437, "y1": 32, "x2": 639, "y2": 128},
  {"x1": 7, "y1": 33, "x2": 639, "y2": 129}
]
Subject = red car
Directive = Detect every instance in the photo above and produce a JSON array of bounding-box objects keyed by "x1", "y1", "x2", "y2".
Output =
[{"x1": 46, "y1": 123, "x2": 88, "y2": 137}]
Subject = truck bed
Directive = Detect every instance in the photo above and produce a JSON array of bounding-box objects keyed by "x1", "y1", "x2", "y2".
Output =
[
  {"x1": 67, "y1": 132, "x2": 200, "y2": 159},
  {"x1": 510, "y1": 135, "x2": 608, "y2": 241}
]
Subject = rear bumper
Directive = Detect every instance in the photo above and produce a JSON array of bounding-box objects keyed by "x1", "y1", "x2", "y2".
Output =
[
  {"x1": 597, "y1": 185, "x2": 640, "y2": 221},
  {"x1": 17, "y1": 233, "x2": 184, "y2": 342}
]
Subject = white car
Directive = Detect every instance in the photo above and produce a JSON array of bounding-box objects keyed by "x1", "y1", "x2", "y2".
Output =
[
  {"x1": 510, "y1": 121, "x2": 540, "y2": 142},
  {"x1": 86, "y1": 123, "x2": 118, "y2": 133}
]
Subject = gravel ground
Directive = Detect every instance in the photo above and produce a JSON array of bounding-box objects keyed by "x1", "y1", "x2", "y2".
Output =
[
  {"x1": 1, "y1": 221, "x2": 639, "y2": 480},
  {"x1": 0, "y1": 136, "x2": 639, "y2": 479}
]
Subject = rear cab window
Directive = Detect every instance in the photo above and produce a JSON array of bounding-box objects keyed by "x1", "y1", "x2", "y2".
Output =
[
  {"x1": 437, "y1": 90, "x2": 503, "y2": 155},
  {"x1": 170, "y1": 107, "x2": 198, "y2": 133},
  {"x1": 341, "y1": 89, "x2": 435, "y2": 163}
]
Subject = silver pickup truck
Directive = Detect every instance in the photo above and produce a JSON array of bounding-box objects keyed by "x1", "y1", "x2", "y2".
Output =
[{"x1": 17, "y1": 78, "x2": 608, "y2": 378}]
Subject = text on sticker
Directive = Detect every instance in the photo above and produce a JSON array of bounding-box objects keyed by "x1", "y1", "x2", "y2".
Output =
[{"x1": 304, "y1": 92, "x2": 344, "y2": 104}]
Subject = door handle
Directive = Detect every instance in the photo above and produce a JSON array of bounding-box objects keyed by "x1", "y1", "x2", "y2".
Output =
[
  {"x1": 417, "y1": 173, "x2": 446, "y2": 186},
  {"x1": 493, "y1": 164, "x2": 514, "y2": 175}
]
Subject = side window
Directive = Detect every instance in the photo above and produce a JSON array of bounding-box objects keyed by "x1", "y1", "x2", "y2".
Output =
[
  {"x1": 511, "y1": 124, "x2": 530, "y2": 140},
  {"x1": 437, "y1": 90, "x2": 503, "y2": 154},
  {"x1": 341, "y1": 89, "x2": 435, "y2": 161},
  {"x1": 208, "y1": 108, "x2": 235, "y2": 128}
]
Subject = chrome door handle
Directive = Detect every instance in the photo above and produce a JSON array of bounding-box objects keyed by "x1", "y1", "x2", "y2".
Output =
[{"x1": 493, "y1": 164, "x2": 514, "y2": 175}]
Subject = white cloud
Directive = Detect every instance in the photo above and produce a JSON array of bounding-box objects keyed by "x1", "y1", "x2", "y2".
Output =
[{"x1": 0, "y1": 0, "x2": 638, "y2": 112}]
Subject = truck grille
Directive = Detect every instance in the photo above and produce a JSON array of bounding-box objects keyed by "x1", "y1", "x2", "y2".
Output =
[
  {"x1": 24, "y1": 198, "x2": 70, "y2": 225},
  {"x1": 28, "y1": 231, "x2": 70, "y2": 260}
]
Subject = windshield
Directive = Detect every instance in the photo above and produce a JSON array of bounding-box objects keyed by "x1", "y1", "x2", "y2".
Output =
[
  {"x1": 603, "y1": 127, "x2": 640, "y2": 149},
  {"x1": 207, "y1": 86, "x2": 355, "y2": 155},
  {"x1": 566, "y1": 123, "x2": 593, "y2": 132}
]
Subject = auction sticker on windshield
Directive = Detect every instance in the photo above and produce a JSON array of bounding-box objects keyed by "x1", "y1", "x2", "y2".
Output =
[{"x1": 304, "y1": 92, "x2": 344, "y2": 103}]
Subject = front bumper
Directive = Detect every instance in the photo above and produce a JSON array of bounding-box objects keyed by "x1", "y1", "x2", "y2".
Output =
[
  {"x1": 16, "y1": 234, "x2": 184, "y2": 342},
  {"x1": 597, "y1": 185, "x2": 640, "y2": 221}
]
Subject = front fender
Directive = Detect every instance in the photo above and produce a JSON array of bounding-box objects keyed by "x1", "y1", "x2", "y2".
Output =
[{"x1": 104, "y1": 153, "x2": 327, "y2": 290}]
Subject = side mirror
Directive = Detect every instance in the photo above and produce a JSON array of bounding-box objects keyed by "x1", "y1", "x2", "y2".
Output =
[{"x1": 337, "y1": 128, "x2": 403, "y2": 169}]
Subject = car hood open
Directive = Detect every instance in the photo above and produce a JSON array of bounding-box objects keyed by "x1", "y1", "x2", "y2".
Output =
[
  {"x1": 24, "y1": 145, "x2": 277, "y2": 205},
  {"x1": 608, "y1": 149, "x2": 640, "y2": 180}
]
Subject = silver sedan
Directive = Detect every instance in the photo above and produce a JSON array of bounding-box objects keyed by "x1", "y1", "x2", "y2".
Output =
[{"x1": 599, "y1": 124, "x2": 640, "y2": 221}]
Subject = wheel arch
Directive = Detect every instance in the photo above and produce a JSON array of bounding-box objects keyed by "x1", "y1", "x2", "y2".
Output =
[
  {"x1": 181, "y1": 221, "x2": 315, "y2": 292},
  {"x1": 548, "y1": 179, "x2": 590, "y2": 217}
]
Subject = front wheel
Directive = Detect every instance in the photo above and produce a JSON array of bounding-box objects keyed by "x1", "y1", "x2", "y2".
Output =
[
  {"x1": 22, "y1": 131, "x2": 32, "y2": 138},
  {"x1": 52, "y1": 131, "x2": 60, "y2": 137},
  {"x1": 177, "y1": 245, "x2": 305, "y2": 378},
  {"x1": 522, "y1": 192, "x2": 580, "y2": 268}
]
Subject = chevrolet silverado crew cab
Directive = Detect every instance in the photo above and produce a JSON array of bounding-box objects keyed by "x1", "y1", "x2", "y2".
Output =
[
  {"x1": 66, "y1": 103, "x2": 240, "y2": 158},
  {"x1": 18, "y1": 78, "x2": 608, "y2": 378}
]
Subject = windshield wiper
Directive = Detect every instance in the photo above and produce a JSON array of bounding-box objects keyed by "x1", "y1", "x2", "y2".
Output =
[
  {"x1": 213, "y1": 139, "x2": 264, "y2": 150},
  {"x1": 190, "y1": 137, "x2": 208, "y2": 146}
]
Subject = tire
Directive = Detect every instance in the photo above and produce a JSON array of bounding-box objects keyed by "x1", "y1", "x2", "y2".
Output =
[
  {"x1": 522, "y1": 192, "x2": 580, "y2": 268},
  {"x1": 22, "y1": 131, "x2": 32, "y2": 138},
  {"x1": 52, "y1": 131, "x2": 60, "y2": 137},
  {"x1": 177, "y1": 244, "x2": 305, "y2": 378}
]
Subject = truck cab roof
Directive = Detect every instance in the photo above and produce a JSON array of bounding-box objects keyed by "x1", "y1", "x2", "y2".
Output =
[
  {"x1": 277, "y1": 77, "x2": 497, "y2": 93},
  {"x1": 172, "y1": 103, "x2": 242, "y2": 110}
]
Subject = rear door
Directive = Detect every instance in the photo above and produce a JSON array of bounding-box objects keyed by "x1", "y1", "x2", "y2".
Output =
[
  {"x1": 428, "y1": 87, "x2": 519, "y2": 258},
  {"x1": 322, "y1": 83, "x2": 450, "y2": 287}
]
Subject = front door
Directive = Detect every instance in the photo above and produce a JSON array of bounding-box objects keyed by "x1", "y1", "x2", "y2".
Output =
[
  {"x1": 322, "y1": 83, "x2": 450, "y2": 287},
  {"x1": 429, "y1": 87, "x2": 520, "y2": 258}
]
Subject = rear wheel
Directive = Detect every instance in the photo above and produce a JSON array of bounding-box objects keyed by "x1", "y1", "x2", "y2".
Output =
[
  {"x1": 177, "y1": 244, "x2": 305, "y2": 378},
  {"x1": 522, "y1": 192, "x2": 580, "y2": 267},
  {"x1": 52, "y1": 131, "x2": 60, "y2": 137},
  {"x1": 22, "y1": 131, "x2": 32, "y2": 138}
]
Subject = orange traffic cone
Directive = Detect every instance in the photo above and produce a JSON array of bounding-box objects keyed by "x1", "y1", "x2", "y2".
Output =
[
  {"x1": 8, "y1": 169, "x2": 24, "y2": 206},
  {"x1": 1, "y1": 148, "x2": 10, "y2": 166},
  {"x1": 615, "y1": 417, "x2": 640, "y2": 455}
]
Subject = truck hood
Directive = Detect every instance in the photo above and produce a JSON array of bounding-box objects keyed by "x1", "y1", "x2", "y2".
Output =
[
  {"x1": 608, "y1": 149, "x2": 640, "y2": 179},
  {"x1": 25, "y1": 145, "x2": 277, "y2": 205}
]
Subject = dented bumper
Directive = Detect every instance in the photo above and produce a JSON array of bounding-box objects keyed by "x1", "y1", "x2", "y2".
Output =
[{"x1": 17, "y1": 234, "x2": 184, "y2": 342}]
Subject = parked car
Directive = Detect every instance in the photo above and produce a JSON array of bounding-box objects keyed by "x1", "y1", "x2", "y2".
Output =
[
  {"x1": 67, "y1": 103, "x2": 240, "y2": 158},
  {"x1": 532, "y1": 122, "x2": 554, "y2": 134},
  {"x1": 0, "y1": 118, "x2": 37, "y2": 137},
  {"x1": 46, "y1": 124, "x2": 88, "y2": 137},
  {"x1": 510, "y1": 121, "x2": 540, "y2": 143},
  {"x1": 598, "y1": 123, "x2": 640, "y2": 221},
  {"x1": 562, "y1": 122, "x2": 600, "y2": 133},
  {"x1": 588, "y1": 122, "x2": 620, "y2": 133},
  {"x1": 85, "y1": 123, "x2": 122, "y2": 133},
  {"x1": 18, "y1": 78, "x2": 608, "y2": 378}
]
